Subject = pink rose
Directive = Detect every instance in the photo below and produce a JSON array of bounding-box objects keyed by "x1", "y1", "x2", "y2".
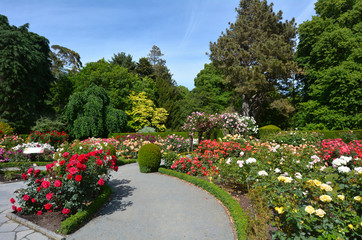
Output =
[
  {"x1": 68, "y1": 167, "x2": 78, "y2": 175},
  {"x1": 17, "y1": 207, "x2": 22, "y2": 212},
  {"x1": 62, "y1": 152, "x2": 70, "y2": 158},
  {"x1": 41, "y1": 180, "x2": 50, "y2": 189},
  {"x1": 98, "y1": 178, "x2": 105, "y2": 186},
  {"x1": 62, "y1": 208, "x2": 70, "y2": 215},
  {"x1": 23, "y1": 194, "x2": 30, "y2": 201},
  {"x1": 31, "y1": 198, "x2": 36, "y2": 203},
  {"x1": 54, "y1": 180, "x2": 62, "y2": 187},
  {"x1": 46, "y1": 192, "x2": 53, "y2": 200},
  {"x1": 27, "y1": 168, "x2": 34, "y2": 174}
]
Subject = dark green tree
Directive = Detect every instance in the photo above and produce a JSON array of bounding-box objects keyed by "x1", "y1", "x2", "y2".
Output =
[
  {"x1": 64, "y1": 84, "x2": 126, "y2": 139},
  {"x1": 71, "y1": 59, "x2": 141, "y2": 111},
  {"x1": 147, "y1": 45, "x2": 182, "y2": 130},
  {"x1": 209, "y1": 0, "x2": 298, "y2": 123},
  {"x1": 110, "y1": 52, "x2": 136, "y2": 71},
  {"x1": 0, "y1": 15, "x2": 53, "y2": 132},
  {"x1": 192, "y1": 63, "x2": 232, "y2": 114},
  {"x1": 136, "y1": 57, "x2": 154, "y2": 78},
  {"x1": 294, "y1": 0, "x2": 361, "y2": 129}
]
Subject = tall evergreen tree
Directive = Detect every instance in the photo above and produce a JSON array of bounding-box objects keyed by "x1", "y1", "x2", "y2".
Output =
[
  {"x1": 0, "y1": 15, "x2": 53, "y2": 132},
  {"x1": 209, "y1": 0, "x2": 298, "y2": 123},
  {"x1": 294, "y1": 0, "x2": 361, "y2": 129},
  {"x1": 110, "y1": 52, "x2": 136, "y2": 71}
]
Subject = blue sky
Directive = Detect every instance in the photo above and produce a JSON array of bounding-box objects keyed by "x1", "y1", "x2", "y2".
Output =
[{"x1": 2, "y1": 0, "x2": 317, "y2": 90}]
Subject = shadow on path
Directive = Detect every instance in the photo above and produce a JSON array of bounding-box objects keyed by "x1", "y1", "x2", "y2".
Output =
[{"x1": 98, "y1": 179, "x2": 136, "y2": 216}]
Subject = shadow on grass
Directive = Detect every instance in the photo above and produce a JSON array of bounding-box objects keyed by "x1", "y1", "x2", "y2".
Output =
[{"x1": 97, "y1": 179, "x2": 136, "y2": 216}]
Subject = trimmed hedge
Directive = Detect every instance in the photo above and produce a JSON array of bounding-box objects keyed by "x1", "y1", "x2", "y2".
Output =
[
  {"x1": 158, "y1": 168, "x2": 247, "y2": 240},
  {"x1": 313, "y1": 129, "x2": 362, "y2": 141},
  {"x1": 258, "y1": 125, "x2": 281, "y2": 138},
  {"x1": 59, "y1": 184, "x2": 113, "y2": 234},
  {"x1": 109, "y1": 132, "x2": 190, "y2": 139},
  {"x1": 116, "y1": 159, "x2": 136, "y2": 166},
  {"x1": 0, "y1": 161, "x2": 53, "y2": 168},
  {"x1": 138, "y1": 143, "x2": 161, "y2": 173}
]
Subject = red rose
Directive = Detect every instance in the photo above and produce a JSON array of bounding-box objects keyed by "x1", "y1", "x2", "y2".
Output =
[
  {"x1": 27, "y1": 168, "x2": 34, "y2": 174},
  {"x1": 96, "y1": 159, "x2": 103, "y2": 165},
  {"x1": 34, "y1": 169, "x2": 41, "y2": 176},
  {"x1": 21, "y1": 173, "x2": 28, "y2": 180},
  {"x1": 37, "y1": 187, "x2": 42, "y2": 192},
  {"x1": 45, "y1": 203, "x2": 52, "y2": 210},
  {"x1": 23, "y1": 195, "x2": 30, "y2": 201},
  {"x1": 67, "y1": 174, "x2": 73, "y2": 180},
  {"x1": 54, "y1": 180, "x2": 62, "y2": 187},
  {"x1": 62, "y1": 152, "x2": 70, "y2": 158},
  {"x1": 10, "y1": 198, "x2": 15, "y2": 204},
  {"x1": 12, "y1": 205, "x2": 16, "y2": 211},
  {"x1": 37, "y1": 211, "x2": 42, "y2": 215},
  {"x1": 46, "y1": 163, "x2": 54, "y2": 171},
  {"x1": 59, "y1": 160, "x2": 66, "y2": 165},
  {"x1": 41, "y1": 180, "x2": 50, "y2": 188},
  {"x1": 17, "y1": 207, "x2": 22, "y2": 212},
  {"x1": 98, "y1": 178, "x2": 105, "y2": 186},
  {"x1": 62, "y1": 208, "x2": 70, "y2": 215},
  {"x1": 31, "y1": 198, "x2": 36, "y2": 203},
  {"x1": 46, "y1": 192, "x2": 53, "y2": 200},
  {"x1": 69, "y1": 167, "x2": 78, "y2": 175},
  {"x1": 75, "y1": 175, "x2": 82, "y2": 182}
]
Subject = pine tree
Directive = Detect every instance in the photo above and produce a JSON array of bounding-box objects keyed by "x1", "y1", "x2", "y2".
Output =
[{"x1": 209, "y1": 0, "x2": 298, "y2": 122}]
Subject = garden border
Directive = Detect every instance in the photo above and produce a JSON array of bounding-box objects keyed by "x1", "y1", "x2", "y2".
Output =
[{"x1": 158, "y1": 168, "x2": 248, "y2": 240}]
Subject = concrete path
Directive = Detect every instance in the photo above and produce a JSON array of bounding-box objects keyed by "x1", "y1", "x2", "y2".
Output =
[
  {"x1": 1, "y1": 163, "x2": 235, "y2": 240},
  {"x1": 69, "y1": 163, "x2": 235, "y2": 240}
]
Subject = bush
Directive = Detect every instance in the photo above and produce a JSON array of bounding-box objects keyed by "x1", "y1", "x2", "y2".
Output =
[
  {"x1": 28, "y1": 130, "x2": 69, "y2": 148},
  {"x1": 258, "y1": 125, "x2": 281, "y2": 138},
  {"x1": 31, "y1": 117, "x2": 65, "y2": 132},
  {"x1": 137, "y1": 143, "x2": 161, "y2": 173},
  {"x1": 137, "y1": 126, "x2": 156, "y2": 133},
  {"x1": 0, "y1": 134, "x2": 24, "y2": 150},
  {"x1": 0, "y1": 121, "x2": 13, "y2": 136}
]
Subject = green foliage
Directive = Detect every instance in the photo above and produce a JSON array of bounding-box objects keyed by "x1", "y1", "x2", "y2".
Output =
[
  {"x1": 137, "y1": 143, "x2": 161, "y2": 173},
  {"x1": 110, "y1": 52, "x2": 136, "y2": 71},
  {"x1": 64, "y1": 84, "x2": 127, "y2": 139},
  {"x1": 258, "y1": 125, "x2": 281, "y2": 138},
  {"x1": 109, "y1": 132, "x2": 190, "y2": 139},
  {"x1": 191, "y1": 63, "x2": 232, "y2": 114},
  {"x1": 159, "y1": 168, "x2": 248, "y2": 240},
  {"x1": 0, "y1": 15, "x2": 53, "y2": 132},
  {"x1": 137, "y1": 126, "x2": 156, "y2": 133},
  {"x1": 136, "y1": 57, "x2": 154, "y2": 78},
  {"x1": 0, "y1": 121, "x2": 13, "y2": 136},
  {"x1": 126, "y1": 92, "x2": 168, "y2": 132},
  {"x1": 263, "y1": 130, "x2": 325, "y2": 146},
  {"x1": 71, "y1": 59, "x2": 140, "y2": 111},
  {"x1": 209, "y1": 0, "x2": 298, "y2": 122},
  {"x1": 59, "y1": 184, "x2": 112, "y2": 234},
  {"x1": 50, "y1": 74, "x2": 74, "y2": 115},
  {"x1": 31, "y1": 117, "x2": 65, "y2": 132},
  {"x1": 50, "y1": 44, "x2": 82, "y2": 77},
  {"x1": 294, "y1": 0, "x2": 362, "y2": 129}
]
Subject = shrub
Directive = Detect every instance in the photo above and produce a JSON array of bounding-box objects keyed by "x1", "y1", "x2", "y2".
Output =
[
  {"x1": 258, "y1": 125, "x2": 281, "y2": 138},
  {"x1": 0, "y1": 121, "x2": 13, "y2": 136},
  {"x1": 137, "y1": 126, "x2": 156, "y2": 133},
  {"x1": 31, "y1": 117, "x2": 65, "y2": 132},
  {"x1": 28, "y1": 130, "x2": 69, "y2": 148},
  {"x1": 0, "y1": 134, "x2": 24, "y2": 150},
  {"x1": 137, "y1": 143, "x2": 161, "y2": 173}
]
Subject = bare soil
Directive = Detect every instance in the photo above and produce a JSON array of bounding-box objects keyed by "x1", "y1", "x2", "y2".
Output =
[{"x1": 15, "y1": 211, "x2": 66, "y2": 232}]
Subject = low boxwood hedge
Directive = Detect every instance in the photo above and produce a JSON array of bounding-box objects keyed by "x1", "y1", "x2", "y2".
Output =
[
  {"x1": 158, "y1": 168, "x2": 247, "y2": 240},
  {"x1": 109, "y1": 132, "x2": 190, "y2": 139},
  {"x1": 59, "y1": 184, "x2": 112, "y2": 234}
]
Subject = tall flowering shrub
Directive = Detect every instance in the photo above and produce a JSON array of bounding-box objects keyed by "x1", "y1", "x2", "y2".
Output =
[
  {"x1": 28, "y1": 131, "x2": 69, "y2": 148},
  {"x1": 219, "y1": 113, "x2": 258, "y2": 136},
  {"x1": 10, "y1": 144, "x2": 118, "y2": 216},
  {"x1": 0, "y1": 134, "x2": 24, "y2": 150}
]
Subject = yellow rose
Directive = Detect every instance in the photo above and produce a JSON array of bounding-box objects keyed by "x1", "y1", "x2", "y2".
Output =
[
  {"x1": 277, "y1": 176, "x2": 286, "y2": 182},
  {"x1": 305, "y1": 205, "x2": 315, "y2": 214},
  {"x1": 348, "y1": 224, "x2": 354, "y2": 229},
  {"x1": 337, "y1": 195, "x2": 345, "y2": 201},
  {"x1": 320, "y1": 183, "x2": 333, "y2": 192},
  {"x1": 284, "y1": 177, "x2": 293, "y2": 183},
  {"x1": 315, "y1": 208, "x2": 326, "y2": 217},
  {"x1": 319, "y1": 195, "x2": 333, "y2": 202},
  {"x1": 313, "y1": 179, "x2": 322, "y2": 186},
  {"x1": 275, "y1": 207, "x2": 284, "y2": 214},
  {"x1": 354, "y1": 196, "x2": 361, "y2": 201}
]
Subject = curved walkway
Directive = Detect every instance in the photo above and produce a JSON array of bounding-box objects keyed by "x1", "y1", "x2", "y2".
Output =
[{"x1": 1, "y1": 163, "x2": 235, "y2": 240}]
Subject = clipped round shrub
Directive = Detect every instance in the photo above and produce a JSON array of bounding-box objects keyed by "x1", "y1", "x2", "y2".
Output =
[
  {"x1": 0, "y1": 121, "x2": 14, "y2": 136},
  {"x1": 259, "y1": 125, "x2": 281, "y2": 138},
  {"x1": 137, "y1": 143, "x2": 161, "y2": 173}
]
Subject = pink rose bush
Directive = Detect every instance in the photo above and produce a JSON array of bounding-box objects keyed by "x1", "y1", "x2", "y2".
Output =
[{"x1": 10, "y1": 141, "x2": 118, "y2": 216}]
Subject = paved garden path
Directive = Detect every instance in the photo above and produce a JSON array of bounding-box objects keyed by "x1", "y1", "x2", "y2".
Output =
[
  {"x1": 1, "y1": 163, "x2": 235, "y2": 240},
  {"x1": 69, "y1": 163, "x2": 235, "y2": 240}
]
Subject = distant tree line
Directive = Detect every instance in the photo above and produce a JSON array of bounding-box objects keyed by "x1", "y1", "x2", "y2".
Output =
[{"x1": 0, "y1": 0, "x2": 360, "y2": 137}]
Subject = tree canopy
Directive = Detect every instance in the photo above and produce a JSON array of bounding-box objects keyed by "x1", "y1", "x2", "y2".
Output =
[
  {"x1": 294, "y1": 0, "x2": 361, "y2": 129},
  {"x1": 0, "y1": 15, "x2": 53, "y2": 132},
  {"x1": 209, "y1": 0, "x2": 298, "y2": 124}
]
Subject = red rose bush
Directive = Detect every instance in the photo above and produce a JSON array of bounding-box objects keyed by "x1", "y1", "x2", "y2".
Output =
[{"x1": 10, "y1": 140, "x2": 118, "y2": 216}]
